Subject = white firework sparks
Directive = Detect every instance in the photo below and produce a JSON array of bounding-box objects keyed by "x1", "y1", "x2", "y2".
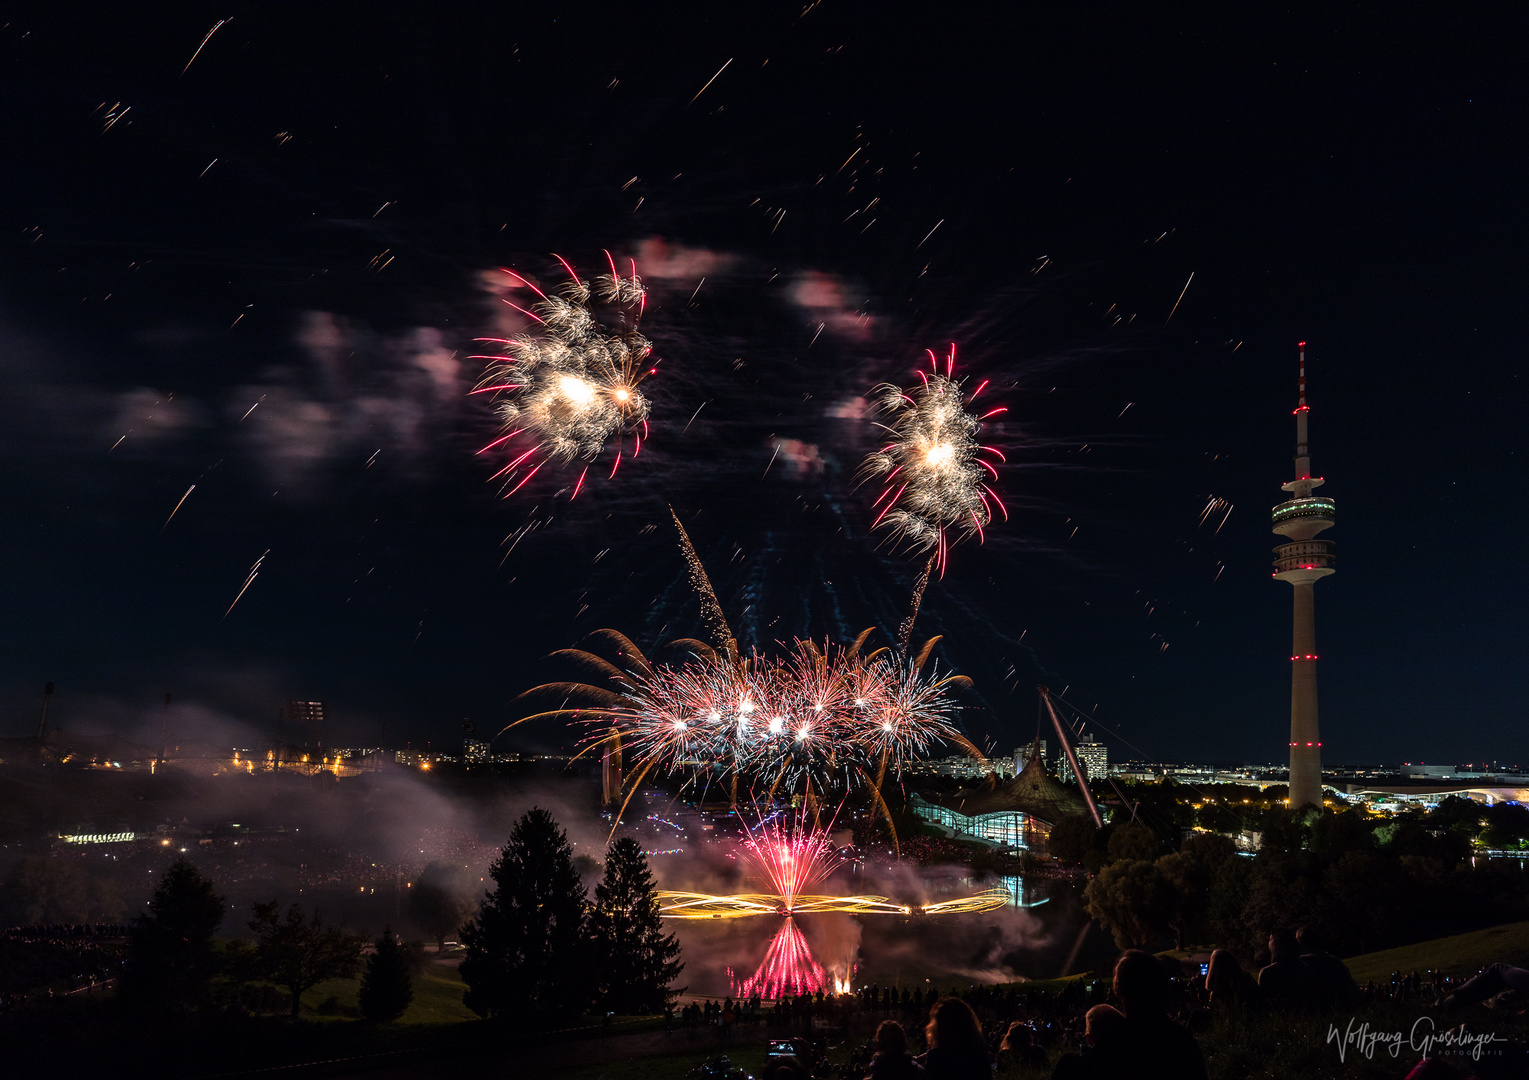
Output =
[
  {"x1": 473, "y1": 254, "x2": 655, "y2": 498},
  {"x1": 861, "y1": 344, "x2": 1007, "y2": 568}
]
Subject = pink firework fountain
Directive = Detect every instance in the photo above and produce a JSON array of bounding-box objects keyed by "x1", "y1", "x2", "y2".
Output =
[
  {"x1": 744, "y1": 822, "x2": 834, "y2": 913},
  {"x1": 732, "y1": 918, "x2": 829, "y2": 1000},
  {"x1": 730, "y1": 821, "x2": 853, "y2": 998}
]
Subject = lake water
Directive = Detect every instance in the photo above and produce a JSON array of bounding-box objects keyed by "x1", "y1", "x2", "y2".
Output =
[{"x1": 668, "y1": 870, "x2": 1117, "y2": 998}]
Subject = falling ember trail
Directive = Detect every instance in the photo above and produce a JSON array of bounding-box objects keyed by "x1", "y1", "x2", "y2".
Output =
[
  {"x1": 223, "y1": 550, "x2": 268, "y2": 620},
  {"x1": 181, "y1": 18, "x2": 230, "y2": 76},
  {"x1": 690, "y1": 58, "x2": 733, "y2": 104},
  {"x1": 1165, "y1": 271, "x2": 1194, "y2": 325},
  {"x1": 163, "y1": 484, "x2": 196, "y2": 528}
]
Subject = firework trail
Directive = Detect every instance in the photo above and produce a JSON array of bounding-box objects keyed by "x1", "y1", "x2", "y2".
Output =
[
  {"x1": 181, "y1": 18, "x2": 230, "y2": 76},
  {"x1": 163, "y1": 484, "x2": 196, "y2": 528},
  {"x1": 860, "y1": 344, "x2": 1007, "y2": 573},
  {"x1": 670, "y1": 508, "x2": 738, "y2": 664},
  {"x1": 473, "y1": 255, "x2": 655, "y2": 499},
  {"x1": 895, "y1": 554, "x2": 935, "y2": 657},
  {"x1": 222, "y1": 549, "x2": 268, "y2": 620}
]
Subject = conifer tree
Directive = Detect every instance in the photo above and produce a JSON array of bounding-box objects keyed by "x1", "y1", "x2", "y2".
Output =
[
  {"x1": 590, "y1": 836, "x2": 683, "y2": 1014},
  {"x1": 459, "y1": 807, "x2": 593, "y2": 1022},
  {"x1": 120, "y1": 858, "x2": 225, "y2": 1012},
  {"x1": 358, "y1": 926, "x2": 414, "y2": 1023}
]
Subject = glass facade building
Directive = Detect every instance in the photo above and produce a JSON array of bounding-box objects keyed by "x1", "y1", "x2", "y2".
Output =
[{"x1": 910, "y1": 793, "x2": 1032, "y2": 849}]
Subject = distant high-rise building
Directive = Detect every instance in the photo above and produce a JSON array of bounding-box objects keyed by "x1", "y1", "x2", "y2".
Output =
[
  {"x1": 284, "y1": 701, "x2": 326, "y2": 749},
  {"x1": 1015, "y1": 741, "x2": 1048, "y2": 773},
  {"x1": 1058, "y1": 733, "x2": 1108, "y2": 783},
  {"x1": 463, "y1": 739, "x2": 490, "y2": 763},
  {"x1": 1271, "y1": 343, "x2": 1336, "y2": 809}
]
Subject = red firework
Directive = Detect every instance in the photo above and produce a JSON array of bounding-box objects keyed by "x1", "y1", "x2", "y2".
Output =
[{"x1": 732, "y1": 918, "x2": 827, "y2": 1000}]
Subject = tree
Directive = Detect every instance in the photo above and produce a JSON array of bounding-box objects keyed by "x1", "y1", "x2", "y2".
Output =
[
  {"x1": 0, "y1": 855, "x2": 123, "y2": 924},
  {"x1": 410, "y1": 861, "x2": 475, "y2": 951},
  {"x1": 1308, "y1": 809, "x2": 1377, "y2": 860},
  {"x1": 248, "y1": 901, "x2": 365, "y2": 1020},
  {"x1": 358, "y1": 927, "x2": 414, "y2": 1024},
  {"x1": 590, "y1": 837, "x2": 683, "y2": 1014},
  {"x1": 1106, "y1": 820, "x2": 1160, "y2": 864},
  {"x1": 459, "y1": 807, "x2": 594, "y2": 1023},
  {"x1": 1429, "y1": 795, "x2": 1485, "y2": 836},
  {"x1": 120, "y1": 858, "x2": 225, "y2": 1012},
  {"x1": 1321, "y1": 851, "x2": 1412, "y2": 954},
  {"x1": 1483, "y1": 803, "x2": 1529, "y2": 849},
  {"x1": 1045, "y1": 814, "x2": 1100, "y2": 865},
  {"x1": 1084, "y1": 859, "x2": 1175, "y2": 949},
  {"x1": 1232, "y1": 852, "x2": 1323, "y2": 956},
  {"x1": 1156, "y1": 834, "x2": 1237, "y2": 949}
]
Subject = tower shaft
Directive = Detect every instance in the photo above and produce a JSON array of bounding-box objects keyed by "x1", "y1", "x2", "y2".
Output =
[
  {"x1": 1288, "y1": 583, "x2": 1322, "y2": 805},
  {"x1": 1271, "y1": 342, "x2": 1334, "y2": 809}
]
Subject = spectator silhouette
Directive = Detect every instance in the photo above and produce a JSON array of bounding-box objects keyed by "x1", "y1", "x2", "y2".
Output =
[
  {"x1": 1257, "y1": 930, "x2": 1321, "y2": 1010},
  {"x1": 919, "y1": 997, "x2": 991, "y2": 1080},
  {"x1": 1296, "y1": 926, "x2": 1358, "y2": 1008},
  {"x1": 865, "y1": 1019, "x2": 925, "y2": 1080},
  {"x1": 1443, "y1": 962, "x2": 1529, "y2": 1009},
  {"x1": 1080, "y1": 950, "x2": 1208, "y2": 1080},
  {"x1": 1204, "y1": 948, "x2": 1259, "y2": 1009},
  {"x1": 999, "y1": 1021, "x2": 1048, "y2": 1071},
  {"x1": 1051, "y1": 1004, "x2": 1128, "y2": 1078}
]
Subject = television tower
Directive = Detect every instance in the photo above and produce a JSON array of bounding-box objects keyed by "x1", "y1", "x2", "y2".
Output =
[{"x1": 1271, "y1": 342, "x2": 1336, "y2": 808}]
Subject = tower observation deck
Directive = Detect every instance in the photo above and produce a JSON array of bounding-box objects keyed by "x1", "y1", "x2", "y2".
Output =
[{"x1": 1272, "y1": 343, "x2": 1334, "y2": 808}]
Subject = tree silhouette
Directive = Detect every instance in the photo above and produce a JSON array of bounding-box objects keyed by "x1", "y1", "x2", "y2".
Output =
[
  {"x1": 1106, "y1": 821, "x2": 1160, "y2": 864},
  {"x1": 248, "y1": 901, "x2": 365, "y2": 1020},
  {"x1": 0, "y1": 855, "x2": 123, "y2": 924},
  {"x1": 358, "y1": 926, "x2": 414, "y2": 1024},
  {"x1": 459, "y1": 807, "x2": 593, "y2": 1023},
  {"x1": 1156, "y1": 834, "x2": 1235, "y2": 950},
  {"x1": 409, "y1": 861, "x2": 475, "y2": 951},
  {"x1": 590, "y1": 837, "x2": 683, "y2": 1014},
  {"x1": 1045, "y1": 813, "x2": 1102, "y2": 865},
  {"x1": 120, "y1": 858, "x2": 225, "y2": 1012},
  {"x1": 1084, "y1": 858, "x2": 1175, "y2": 949}
]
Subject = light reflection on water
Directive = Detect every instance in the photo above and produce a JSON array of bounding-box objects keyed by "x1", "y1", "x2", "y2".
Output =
[
  {"x1": 996, "y1": 875, "x2": 1050, "y2": 908},
  {"x1": 673, "y1": 873, "x2": 1074, "y2": 998}
]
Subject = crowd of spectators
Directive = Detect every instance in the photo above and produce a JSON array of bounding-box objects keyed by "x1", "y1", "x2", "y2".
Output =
[
  {"x1": 0, "y1": 923, "x2": 127, "y2": 1006},
  {"x1": 677, "y1": 930, "x2": 1529, "y2": 1079}
]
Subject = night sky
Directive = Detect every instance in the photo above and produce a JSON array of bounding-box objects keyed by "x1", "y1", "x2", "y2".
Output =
[{"x1": 2, "y1": 5, "x2": 1524, "y2": 765}]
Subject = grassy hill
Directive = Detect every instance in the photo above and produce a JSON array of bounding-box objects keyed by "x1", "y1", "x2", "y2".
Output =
[{"x1": 1345, "y1": 919, "x2": 1529, "y2": 984}]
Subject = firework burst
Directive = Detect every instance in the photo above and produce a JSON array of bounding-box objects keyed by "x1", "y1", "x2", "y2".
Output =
[
  {"x1": 861, "y1": 344, "x2": 1007, "y2": 570},
  {"x1": 510, "y1": 634, "x2": 979, "y2": 810},
  {"x1": 497, "y1": 517, "x2": 983, "y2": 851},
  {"x1": 473, "y1": 255, "x2": 656, "y2": 497}
]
